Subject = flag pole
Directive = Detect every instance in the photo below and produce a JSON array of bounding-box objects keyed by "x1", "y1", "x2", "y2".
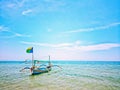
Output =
[
  {"x1": 32, "y1": 52, "x2": 34, "y2": 67},
  {"x1": 32, "y1": 47, "x2": 34, "y2": 67}
]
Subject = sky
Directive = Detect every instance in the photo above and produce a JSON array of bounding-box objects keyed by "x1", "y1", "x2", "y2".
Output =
[{"x1": 0, "y1": 0, "x2": 120, "y2": 61}]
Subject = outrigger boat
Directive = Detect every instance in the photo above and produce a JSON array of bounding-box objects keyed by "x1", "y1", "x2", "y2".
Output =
[
  {"x1": 31, "y1": 56, "x2": 52, "y2": 75},
  {"x1": 20, "y1": 47, "x2": 61, "y2": 75}
]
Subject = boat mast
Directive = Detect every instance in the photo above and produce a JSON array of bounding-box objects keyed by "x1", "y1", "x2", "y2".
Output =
[
  {"x1": 49, "y1": 55, "x2": 51, "y2": 66},
  {"x1": 32, "y1": 52, "x2": 34, "y2": 67}
]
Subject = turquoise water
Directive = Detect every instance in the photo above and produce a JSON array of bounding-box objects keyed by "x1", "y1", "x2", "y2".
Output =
[{"x1": 0, "y1": 61, "x2": 120, "y2": 90}]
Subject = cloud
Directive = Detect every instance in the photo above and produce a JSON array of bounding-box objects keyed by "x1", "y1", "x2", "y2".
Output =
[
  {"x1": 22, "y1": 9, "x2": 33, "y2": 15},
  {"x1": 64, "y1": 22, "x2": 120, "y2": 33},
  {"x1": 6, "y1": 0, "x2": 28, "y2": 8},
  {"x1": 7, "y1": 3, "x2": 16, "y2": 8},
  {"x1": 0, "y1": 26, "x2": 31, "y2": 38},
  {"x1": 47, "y1": 28, "x2": 52, "y2": 32},
  {"x1": 21, "y1": 41, "x2": 73, "y2": 48},
  {"x1": 44, "y1": 0, "x2": 65, "y2": 11},
  {"x1": 73, "y1": 43, "x2": 120, "y2": 51},
  {"x1": 0, "y1": 32, "x2": 31, "y2": 38},
  {"x1": 20, "y1": 41, "x2": 120, "y2": 51},
  {"x1": 58, "y1": 43, "x2": 120, "y2": 51},
  {"x1": 0, "y1": 26, "x2": 3, "y2": 30},
  {"x1": 0, "y1": 0, "x2": 66, "y2": 18},
  {"x1": 0, "y1": 25, "x2": 9, "y2": 32},
  {"x1": 0, "y1": 0, "x2": 33, "y2": 17}
]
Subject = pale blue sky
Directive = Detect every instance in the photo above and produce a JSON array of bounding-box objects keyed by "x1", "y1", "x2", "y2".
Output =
[{"x1": 0, "y1": 0, "x2": 120, "y2": 60}]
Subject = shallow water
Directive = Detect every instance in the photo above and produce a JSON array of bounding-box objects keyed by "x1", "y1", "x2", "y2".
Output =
[{"x1": 0, "y1": 61, "x2": 120, "y2": 90}]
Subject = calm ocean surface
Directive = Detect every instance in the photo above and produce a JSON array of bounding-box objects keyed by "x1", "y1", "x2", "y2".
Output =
[{"x1": 0, "y1": 61, "x2": 120, "y2": 90}]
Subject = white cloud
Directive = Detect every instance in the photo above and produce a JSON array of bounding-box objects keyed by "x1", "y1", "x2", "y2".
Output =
[
  {"x1": 0, "y1": 0, "x2": 65, "y2": 18},
  {"x1": 0, "y1": 26, "x2": 31, "y2": 38},
  {"x1": 64, "y1": 22, "x2": 120, "y2": 33},
  {"x1": 21, "y1": 41, "x2": 120, "y2": 51},
  {"x1": 47, "y1": 28, "x2": 52, "y2": 32},
  {"x1": 7, "y1": 3, "x2": 16, "y2": 8},
  {"x1": 75, "y1": 40, "x2": 82, "y2": 45},
  {"x1": 6, "y1": 0, "x2": 28, "y2": 8},
  {"x1": 21, "y1": 41, "x2": 73, "y2": 48},
  {"x1": 0, "y1": 26, "x2": 3, "y2": 30},
  {"x1": 22, "y1": 9, "x2": 33, "y2": 15},
  {"x1": 73, "y1": 43, "x2": 120, "y2": 51},
  {"x1": 0, "y1": 25, "x2": 9, "y2": 32},
  {"x1": 14, "y1": 33, "x2": 31, "y2": 37},
  {"x1": 0, "y1": 33, "x2": 31, "y2": 38}
]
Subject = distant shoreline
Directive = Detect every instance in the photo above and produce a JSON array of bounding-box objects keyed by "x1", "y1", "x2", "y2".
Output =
[{"x1": 0, "y1": 60, "x2": 120, "y2": 61}]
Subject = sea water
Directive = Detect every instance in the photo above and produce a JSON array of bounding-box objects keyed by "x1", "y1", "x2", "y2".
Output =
[{"x1": 0, "y1": 61, "x2": 120, "y2": 90}]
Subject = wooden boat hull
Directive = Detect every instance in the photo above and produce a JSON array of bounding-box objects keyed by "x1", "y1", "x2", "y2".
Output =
[{"x1": 32, "y1": 67, "x2": 51, "y2": 75}]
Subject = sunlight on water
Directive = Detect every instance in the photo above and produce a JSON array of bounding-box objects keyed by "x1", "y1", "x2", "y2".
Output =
[{"x1": 0, "y1": 61, "x2": 120, "y2": 90}]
